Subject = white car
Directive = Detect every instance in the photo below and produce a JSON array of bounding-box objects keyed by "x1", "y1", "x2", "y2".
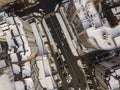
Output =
[{"x1": 66, "y1": 74, "x2": 72, "y2": 84}]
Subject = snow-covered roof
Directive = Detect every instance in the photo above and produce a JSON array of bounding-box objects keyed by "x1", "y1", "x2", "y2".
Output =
[
  {"x1": 0, "y1": 28, "x2": 3, "y2": 36},
  {"x1": 73, "y1": 0, "x2": 82, "y2": 10},
  {"x1": 0, "y1": 12, "x2": 38, "y2": 90},
  {"x1": 22, "y1": 62, "x2": 31, "y2": 78},
  {"x1": 39, "y1": 79, "x2": 46, "y2": 88},
  {"x1": 55, "y1": 13, "x2": 78, "y2": 56},
  {"x1": 36, "y1": 60, "x2": 45, "y2": 79},
  {"x1": 36, "y1": 55, "x2": 52, "y2": 76},
  {"x1": 20, "y1": 52, "x2": 30, "y2": 61},
  {"x1": 15, "y1": 81, "x2": 25, "y2": 90},
  {"x1": 36, "y1": 55, "x2": 47, "y2": 61},
  {"x1": 12, "y1": 61, "x2": 32, "y2": 80},
  {"x1": 12, "y1": 64, "x2": 20, "y2": 74},
  {"x1": 24, "y1": 78, "x2": 34, "y2": 90},
  {"x1": 15, "y1": 78, "x2": 35, "y2": 90},
  {"x1": 36, "y1": 56, "x2": 57, "y2": 89},
  {"x1": 0, "y1": 12, "x2": 8, "y2": 24},
  {"x1": 42, "y1": 19, "x2": 58, "y2": 53},
  {"x1": 45, "y1": 76, "x2": 54, "y2": 90},
  {"x1": 77, "y1": 1, "x2": 102, "y2": 29},
  {"x1": 82, "y1": 25, "x2": 120, "y2": 50},
  {"x1": 108, "y1": 76, "x2": 120, "y2": 90},
  {"x1": 30, "y1": 22, "x2": 48, "y2": 55},
  {"x1": 6, "y1": 16, "x2": 31, "y2": 52},
  {"x1": 6, "y1": 31, "x2": 16, "y2": 50},
  {"x1": 73, "y1": 0, "x2": 89, "y2": 10},
  {"x1": 10, "y1": 53, "x2": 18, "y2": 63},
  {"x1": 39, "y1": 76, "x2": 55, "y2": 90},
  {"x1": 0, "y1": 59, "x2": 6, "y2": 68}
]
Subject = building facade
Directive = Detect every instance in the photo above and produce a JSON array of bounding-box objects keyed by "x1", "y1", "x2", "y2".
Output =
[
  {"x1": 65, "y1": 0, "x2": 120, "y2": 52},
  {"x1": 0, "y1": 11, "x2": 44, "y2": 90}
]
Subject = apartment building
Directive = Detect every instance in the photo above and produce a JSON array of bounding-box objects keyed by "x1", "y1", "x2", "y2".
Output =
[
  {"x1": 65, "y1": 0, "x2": 120, "y2": 51},
  {"x1": 0, "y1": 11, "x2": 43, "y2": 90}
]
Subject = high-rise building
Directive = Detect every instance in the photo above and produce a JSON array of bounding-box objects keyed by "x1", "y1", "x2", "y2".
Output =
[
  {"x1": 65, "y1": 0, "x2": 120, "y2": 52},
  {"x1": 4, "y1": 13, "x2": 38, "y2": 90},
  {"x1": 0, "y1": 11, "x2": 57, "y2": 90}
]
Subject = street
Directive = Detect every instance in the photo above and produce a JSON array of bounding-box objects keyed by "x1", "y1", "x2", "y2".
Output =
[{"x1": 44, "y1": 13, "x2": 87, "y2": 90}]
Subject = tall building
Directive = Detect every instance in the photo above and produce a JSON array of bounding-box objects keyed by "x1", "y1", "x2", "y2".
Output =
[
  {"x1": 66, "y1": 0, "x2": 120, "y2": 52},
  {"x1": 64, "y1": 0, "x2": 120, "y2": 90},
  {"x1": 0, "y1": 11, "x2": 44, "y2": 90},
  {"x1": 28, "y1": 17, "x2": 58, "y2": 90},
  {"x1": 91, "y1": 50, "x2": 120, "y2": 90},
  {"x1": 0, "y1": 11, "x2": 59, "y2": 90}
]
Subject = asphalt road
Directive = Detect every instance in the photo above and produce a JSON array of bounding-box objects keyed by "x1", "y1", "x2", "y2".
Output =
[{"x1": 44, "y1": 13, "x2": 87, "y2": 90}]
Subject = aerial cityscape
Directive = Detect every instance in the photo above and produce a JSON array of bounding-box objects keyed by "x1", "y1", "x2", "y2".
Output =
[{"x1": 0, "y1": 0, "x2": 119, "y2": 90}]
